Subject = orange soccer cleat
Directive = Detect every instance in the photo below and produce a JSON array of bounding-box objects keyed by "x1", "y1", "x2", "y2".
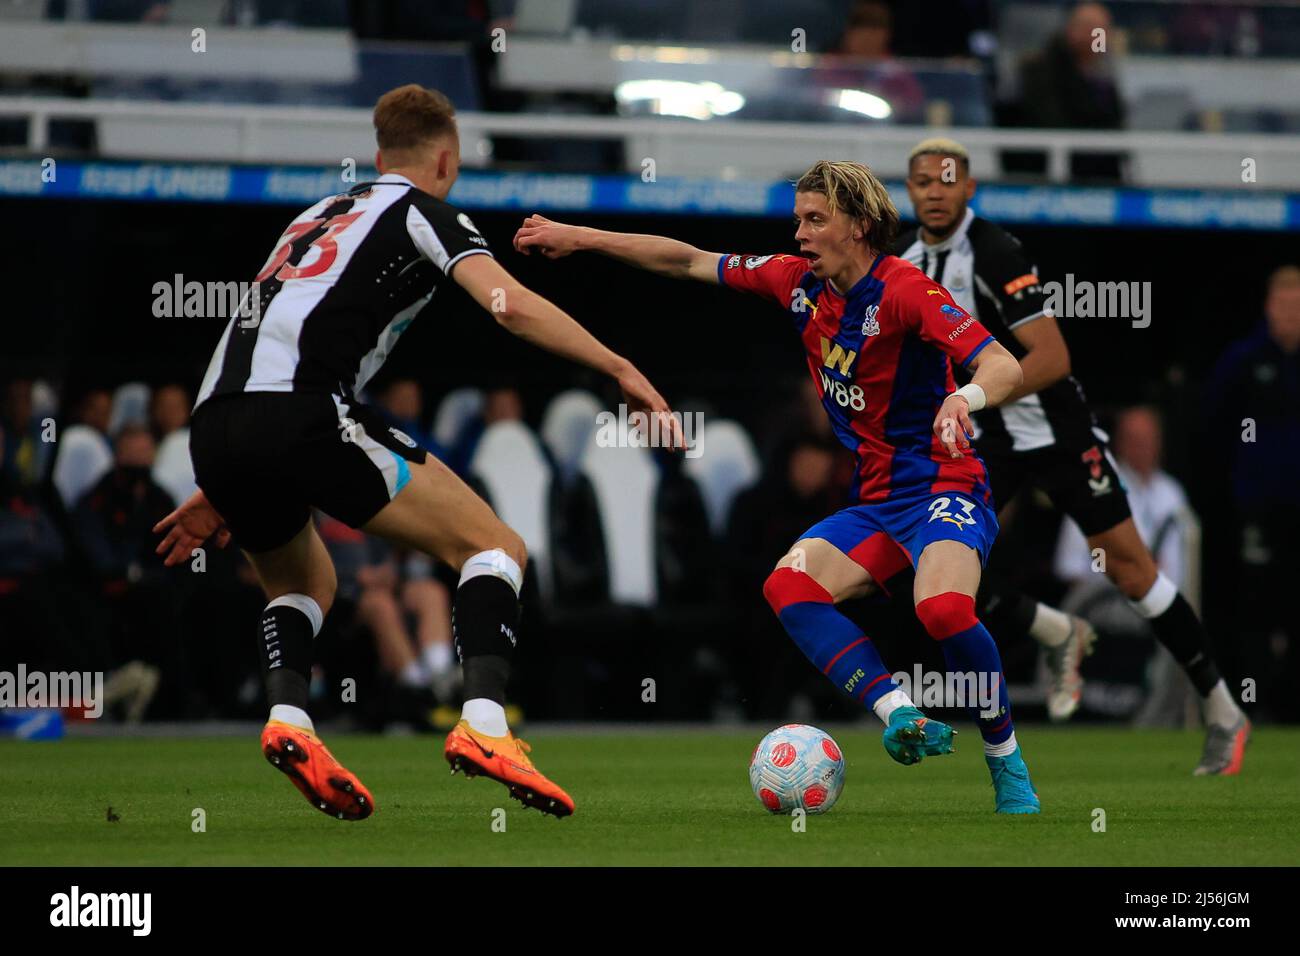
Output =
[
  {"x1": 261, "y1": 719, "x2": 375, "y2": 821},
  {"x1": 444, "y1": 719, "x2": 575, "y2": 818}
]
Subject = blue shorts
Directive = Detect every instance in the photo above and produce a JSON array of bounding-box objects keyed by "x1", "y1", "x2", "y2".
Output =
[{"x1": 799, "y1": 489, "x2": 999, "y2": 590}]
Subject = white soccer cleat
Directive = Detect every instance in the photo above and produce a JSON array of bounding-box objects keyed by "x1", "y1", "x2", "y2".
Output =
[{"x1": 1045, "y1": 615, "x2": 1097, "y2": 722}]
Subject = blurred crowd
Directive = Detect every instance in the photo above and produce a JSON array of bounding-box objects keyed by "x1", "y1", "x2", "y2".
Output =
[
  {"x1": 0, "y1": 376, "x2": 520, "y2": 727},
  {"x1": 3, "y1": 266, "x2": 1298, "y2": 725},
  {"x1": 18, "y1": 1, "x2": 1300, "y2": 155}
]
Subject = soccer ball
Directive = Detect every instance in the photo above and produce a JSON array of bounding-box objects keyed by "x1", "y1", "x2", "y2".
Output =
[{"x1": 749, "y1": 724, "x2": 845, "y2": 814}]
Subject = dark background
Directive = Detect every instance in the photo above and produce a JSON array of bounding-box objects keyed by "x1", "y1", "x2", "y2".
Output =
[
  {"x1": 3, "y1": 197, "x2": 1282, "y2": 417},
  {"x1": 2, "y1": 195, "x2": 1282, "y2": 717}
]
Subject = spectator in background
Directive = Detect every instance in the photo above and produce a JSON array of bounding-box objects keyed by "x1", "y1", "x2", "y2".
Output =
[
  {"x1": 0, "y1": 424, "x2": 64, "y2": 576},
  {"x1": 74, "y1": 388, "x2": 113, "y2": 436},
  {"x1": 761, "y1": 377, "x2": 853, "y2": 493},
  {"x1": 1204, "y1": 265, "x2": 1300, "y2": 721},
  {"x1": 0, "y1": 423, "x2": 70, "y2": 673},
  {"x1": 358, "y1": 552, "x2": 456, "y2": 703},
  {"x1": 444, "y1": 385, "x2": 524, "y2": 475},
  {"x1": 71, "y1": 423, "x2": 183, "y2": 717},
  {"x1": 484, "y1": 386, "x2": 523, "y2": 425},
  {"x1": 1016, "y1": 2, "x2": 1124, "y2": 130},
  {"x1": 377, "y1": 378, "x2": 426, "y2": 444},
  {"x1": 150, "y1": 383, "x2": 190, "y2": 441},
  {"x1": 830, "y1": 1, "x2": 927, "y2": 124},
  {"x1": 52, "y1": 388, "x2": 115, "y2": 511},
  {"x1": 319, "y1": 513, "x2": 457, "y2": 713},
  {"x1": 838, "y1": 1, "x2": 892, "y2": 58},
  {"x1": 150, "y1": 384, "x2": 196, "y2": 507},
  {"x1": 1054, "y1": 406, "x2": 1197, "y2": 726},
  {"x1": 2, "y1": 378, "x2": 53, "y2": 489},
  {"x1": 1007, "y1": 2, "x2": 1127, "y2": 181},
  {"x1": 726, "y1": 435, "x2": 845, "y2": 718}
]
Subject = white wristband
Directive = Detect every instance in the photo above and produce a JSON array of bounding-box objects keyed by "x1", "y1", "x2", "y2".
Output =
[{"x1": 953, "y1": 383, "x2": 986, "y2": 412}]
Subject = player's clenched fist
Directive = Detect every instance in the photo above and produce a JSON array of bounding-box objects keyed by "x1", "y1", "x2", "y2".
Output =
[
  {"x1": 513, "y1": 214, "x2": 585, "y2": 258},
  {"x1": 933, "y1": 393, "x2": 975, "y2": 458}
]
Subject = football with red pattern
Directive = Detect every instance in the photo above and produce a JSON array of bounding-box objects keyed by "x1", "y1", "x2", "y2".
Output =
[{"x1": 749, "y1": 724, "x2": 845, "y2": 814}]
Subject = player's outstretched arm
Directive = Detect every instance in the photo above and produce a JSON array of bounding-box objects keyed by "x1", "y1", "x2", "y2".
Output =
[
  {"x1": 451, "y1": 253, "x2": 683, "y2": 445},
  {"x1": 513, "y1": 214, "x2": 722, "y2": 284},
  {"x1": 933, "y1": 340, "x2": 1023, "y2": 458}
]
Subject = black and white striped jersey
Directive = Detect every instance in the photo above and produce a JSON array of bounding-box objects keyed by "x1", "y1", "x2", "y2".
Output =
[
  {"x1": 895, "y1": 209, "x2": 1100, "y2": 453},
  {"x1": 195, "y1": 173, "x2": 492, "y2": 409}
]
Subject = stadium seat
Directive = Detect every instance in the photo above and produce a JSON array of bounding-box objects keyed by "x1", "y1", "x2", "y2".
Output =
[
  {"x1": 108, "y1": 382, "x2": 151, "y2": 436},
  {"x1": 153, "y1": 427, "x2": 197, "y2": 507},
  {"x1": 578, "y1": 422, "x2": 658, "y2": 607},
  {"x1": 469, "y1": 421, "x2": 553, "y2": 598},
  {"x1": 683, "y1": 418, "x2": 761, "y2": 536},
  {"x1": 432, "y1": 387, "x2": 484, "y2": 450},
  {"x1": 540, "y1": 389, "x2": 602, "y2": 478},
  {"x1": 52, "y1": 424, "x2": 112, "y2": 509}
]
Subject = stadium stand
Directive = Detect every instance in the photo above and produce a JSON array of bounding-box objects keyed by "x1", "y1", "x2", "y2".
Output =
[{"x1": 2, "y1": 0, "x2": 1297, "y2": 731}]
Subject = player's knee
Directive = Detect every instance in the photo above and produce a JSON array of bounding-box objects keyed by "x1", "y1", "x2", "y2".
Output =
[
  {"x1": 763, "y1": 566, "x2": 832, "y2": 616},
  {"x1": 507, "y1": 533, "x2": 528, "y2": 572},
  {"x1": 457, "y1": 543, "x2": 525, "y2": 596},
  {"x1": 312, "y1": 584, "x2": 335, "y2": 619},
  {"x1": 310, "y1": 561, "x2": 337, "y2": 617},
  {"x1": 488, "y1": 530, "x2": 527, "y2": 574},
  {"x1": 915, "y1": 591, "x2": 979, "y2": 640},
  {"x1": 464, "y1": 523, "x2": 526, "y2": 572}
]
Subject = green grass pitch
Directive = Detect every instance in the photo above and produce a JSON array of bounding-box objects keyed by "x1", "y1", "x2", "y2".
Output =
[{"x1": 2, "y1": 726, "x2": 1297, "y2": 866}]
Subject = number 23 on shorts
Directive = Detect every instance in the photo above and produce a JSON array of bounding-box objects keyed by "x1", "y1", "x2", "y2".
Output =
[{"x1": 927, "y1": 495, "x2": 978, "y2": 529}]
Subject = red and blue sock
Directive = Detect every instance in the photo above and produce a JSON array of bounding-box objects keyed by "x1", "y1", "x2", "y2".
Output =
[
  {"x1": 915, "y1": 592, "x2": 1016, "y2": 754},
  {"x1": 763, "y1": 567, "x2": 898, "y2": 711}
]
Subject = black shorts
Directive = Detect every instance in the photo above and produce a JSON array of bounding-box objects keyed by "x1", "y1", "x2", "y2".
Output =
[
  {"x1": 190, "y1": 391, "x2": 427, "y2": 553},
  {"x1": 980, "y1": 436, "x2": 1132, "y2": 538}
]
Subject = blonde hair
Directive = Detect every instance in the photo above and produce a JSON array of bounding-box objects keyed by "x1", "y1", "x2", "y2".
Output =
[
  {"x1": 907, "y1": 137, "x2": 970, "y2": 174},
  {"x1": 794, "y1": 160, "x2": 899, "y2": 252}
]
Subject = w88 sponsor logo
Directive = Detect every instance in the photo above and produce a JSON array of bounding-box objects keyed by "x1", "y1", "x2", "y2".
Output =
[{"x1": 817, "y1": 370, "x2": 866, "y2": 411}]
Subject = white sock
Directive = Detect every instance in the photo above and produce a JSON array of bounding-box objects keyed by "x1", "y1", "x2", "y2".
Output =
[
  {"x1": 872, "y1": 688, "x2": 914, "y2": 725},
  {"x1": 398, "y1": 659, "x2": 428, "y2": 688},
  {"x1": 1029, "y1": 603, "x2": 1073, "y2": 648},
  {"x1": 422, "y1": 641, "x2": 454, "y2": 675},
  {"x1": 1203, "y1": 679, "x2": 1241, "y2": 727},
  {"x1": 985, "y1": 731, "x2": 1018, "y2": 757},
  {"x1": 462, "y1": 697, "x2": 508, "y2": 737},
  {"x1": 1129, "y1": 572, "x2": 1178, "y2": 619},
  {"x1": 269, "y1": 704, "x2": 313, "y2": 732}
]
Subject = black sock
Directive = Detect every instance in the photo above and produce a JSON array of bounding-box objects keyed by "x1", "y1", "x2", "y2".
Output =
[
  {"x1": 976, "y1": 573, "x2": 1037, "y2": 645},
  {"x1": 259, "y1": 603, "x2": 314, "y2": 710},
  {"x1": 1146, "y1": 594, "x2": 1221, "y2": 696},
  {"x1": 452, "y1": 575, "x2": 519, "y2": 705}
]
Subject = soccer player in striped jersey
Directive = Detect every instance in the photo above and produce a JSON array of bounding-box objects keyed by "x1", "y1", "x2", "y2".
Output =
[
  {"x1": 153, "y1": 85, "x2": 680, "y2": 820},
  {"x1": 515, "y1": 161, "x2": 1043, "y2": 814},
  {"x1": 896, "y1": 137, "x2": 1249, "y2": 775}
]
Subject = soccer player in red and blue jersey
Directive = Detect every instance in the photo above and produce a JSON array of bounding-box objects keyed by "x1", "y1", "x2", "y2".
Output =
[{"x1": 515, "y1": 160, "x2": 1041, "y2": 813}]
